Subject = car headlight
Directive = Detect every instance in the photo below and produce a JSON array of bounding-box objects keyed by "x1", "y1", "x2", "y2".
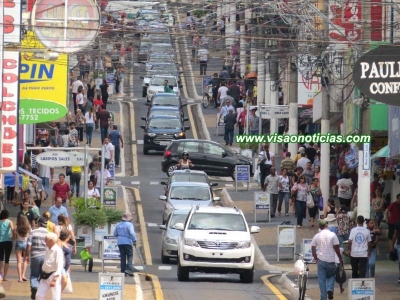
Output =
[
  {"x1": 236, "y1": 241, "x2": 251, "y2": 249},
  {"x1": 166, "y1": 237, "x2": 177, "y2": 245},
  {"x1": 146, "y1": 133, "x2": 156, "y2": 137},
  {"x1": 184, "y1": 238, "x2": 199, "y2": 247},
  {"x1": 174, "y1": 132, "x2": 185, "y2": 138}
]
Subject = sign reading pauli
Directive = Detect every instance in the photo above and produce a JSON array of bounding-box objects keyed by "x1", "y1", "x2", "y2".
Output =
[
  {"x1": 19, "y1": 31, "x2": 68, "y2": 124},
  {"x1": 353, "y1": 45, "x2": 400, "y2": 106}
]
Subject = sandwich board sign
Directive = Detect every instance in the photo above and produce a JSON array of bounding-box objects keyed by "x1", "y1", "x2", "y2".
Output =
[{"x1": 99, "y1": 273, "x2": 124, "y2": 300}]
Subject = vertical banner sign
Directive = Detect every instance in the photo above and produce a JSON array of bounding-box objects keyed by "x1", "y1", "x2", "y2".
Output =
[
  {"x1": 235, "y1": 165, "x2": 250, "y2": 191},
  {"x1": 98, "y1": 273, "x2": 124, "y2": 300},
  {"x1": 277, "y1": 225, "x2": 296, "y2": 261},
  {"x1": 254, "y1": 192, "x2": 270, "y2": 223},
  {"x1": 362, "y1": 143, "x2": 370, "y2": 170},
  {"x1": 301, "y1": 239, "x2": 315, "y2": 262},
  {"x1": 348, "y1": 278, "x2": 375, "y2": 300},
  {"x1": 108, "y1": 162, "x2": 115, "y2": 180},
  {"x1": 202, "y1": 75, "x2": 212, "y2": 93},
  {"x1": 103, "y1": 187, "x2": 117, "y2": 206},
  {"x1": 102, "y1": 236, "x2": 120, "y2": 259}
]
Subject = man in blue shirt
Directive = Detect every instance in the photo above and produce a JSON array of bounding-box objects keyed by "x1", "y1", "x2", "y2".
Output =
[
  {"x1": 108, "y1": 125, "x2": 124, "y2": 167},
  {"x1": 49, "y1": 197, "x2": 69, "y2": 224},
  {"x1": 114, "y1": 212, "x2": 136, "y2": 276}
]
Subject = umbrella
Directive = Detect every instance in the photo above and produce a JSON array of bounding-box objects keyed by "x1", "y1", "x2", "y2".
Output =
[{"x1": 245, "y1": 72, "x2": 257, "y2": 79}]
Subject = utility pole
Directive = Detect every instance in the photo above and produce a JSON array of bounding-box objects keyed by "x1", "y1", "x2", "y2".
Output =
[
  {"x1": 287, "y1": 56, "x2": 298, "y2": 159},
  {"x1": 225, "y1": 2, "x2": 236, "y2": 48},
  {"x1": 357, "y1": 1, "x2": 371, "y2": 219},
  {"x1": 320, "y1": 0, "x2": 331, "y2": 209},
  {"x1": 269, "y1": 58, "x2": 279, "y2": 154},
  {"x1": 240, "y1": 21, "x2": 246, "y2": 77}
]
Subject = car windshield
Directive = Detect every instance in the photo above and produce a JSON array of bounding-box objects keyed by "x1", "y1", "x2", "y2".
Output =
[
  {"x1": 152, "y1": 97, "x2": 179, "y2": 106},
  {"x1": 188, "y1": 213, "x2": 247, "y2": 231},
  {"x1": 150, "y1": 77, "x2": 177, "y2": 86},
  {"x1": 148, "y1": 118, "x2": 181, "y2": 129},
  {"x1": 169, "y1": 214, "x2": 188, "y2": 228},
  {"x1": 171, "y1": 174, "x2": 208, "y2": 184},
  {"x1": 150, "y1": 110, "x2": 179, "y2": 118},
  {"x1": 170, "y1": 186, "x2": 210, "y2": 200}
]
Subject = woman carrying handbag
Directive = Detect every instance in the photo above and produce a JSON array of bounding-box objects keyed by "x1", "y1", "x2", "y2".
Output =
[{"x1": 258, "y1": 144, "x2": 274, "y2": 191}]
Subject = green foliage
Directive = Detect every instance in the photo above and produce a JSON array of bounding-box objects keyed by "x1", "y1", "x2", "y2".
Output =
[
  {"x1": 72, "y1": 197, "x2": 101, "y2": 214},
  {"x1": 104, "y1": 209, "x2": 124, "y2": 224},
  {"x1": 73, "y1": 208, "x2": 108, "y2": 228},
  {"x1": 192, "y1": 9, "x2": 206, "y2": 18}
]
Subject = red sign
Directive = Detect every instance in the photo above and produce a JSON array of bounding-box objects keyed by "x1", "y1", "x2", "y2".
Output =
[
  {"x1": 370, "y1": 0, "x2": 383, "y2": 41},
  {"x1": 329, "y1": 0, "x2": 362, "y2": 42}
]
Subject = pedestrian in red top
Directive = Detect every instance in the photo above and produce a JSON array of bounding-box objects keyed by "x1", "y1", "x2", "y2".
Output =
[
  {"x1": 385, "y1": 194, "x2": 400, "y2": 240},
  {"x1": 52, "y1": 174, "x2": 71, "y2": 207},
  {"x1": 370, "y1": 173, "x2": 382, "y2": 203},
  {"x1": 93, "y1": 94, "x2": 104, "y2": 130}
]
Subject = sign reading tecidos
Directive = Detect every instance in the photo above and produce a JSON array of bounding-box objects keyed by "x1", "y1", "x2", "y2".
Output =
[{"x1": 353, "y1": 45, "x2": 400, "y2": 106}]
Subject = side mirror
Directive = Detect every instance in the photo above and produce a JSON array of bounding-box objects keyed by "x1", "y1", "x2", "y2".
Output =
[
  {"x1": 158, "y1": 224, "x2": 167, "y2": 230},
  {"x1": 160, "y1": 181, "x2": 167, "y2": 185},
  {"x1": 210, "y1": 183, "x2": 218, "y2": 187},
  {"x1": 141, "y1": 116, "x2": 146, "y2": 121},
  {"x1": 183, "y1": 117, "x2": 189, "y2": 122},
  {"x1": 140, "y1": 125, "x2": 146, "y2": 129},
  {"x1": 174, "y1": 223, "x2": 184, "y2": 231},
  {"x1": 140, "y1": 76, "x2": 144, "y2": 79},
  {"x1": 184, "y1": 126, "x2": 190, "y2": 130},
  {"x1": 145, "y1": 83, "x2": 149, "y2": 87},
  {"x1": 145, "y1": 102, "x2": 150, "y2": 106},
  {"x1": 181, "y1": 103, "x2": 187, "y2": 107},
  {"x1": 213, "y1": 197, "x2": 221, "y2": 201},
  {"x1": 250, "y1": 226, "x2": 260, "y2": 234},
  {"x1": 222, "y1": 151, "x2": 228, "y2": 158},
  {"x1": 159, "y1": 195, "x2": 167, "y2": 201}
]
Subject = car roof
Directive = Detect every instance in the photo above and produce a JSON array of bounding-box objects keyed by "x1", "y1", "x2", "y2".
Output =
[
  {"x1": 150, "y1": 106, "x2": 179, "y2": 111},
  {"x1": 193, "y1": 206, "x2": 242, "y2": 215},
  {"x1": 151, "y1": 75, "x2": 177, "y2": 79},
  {"x1": 170, "y1": 182, "x2": 211, "y2": 187},
  {"x1": 171, "y1": 170, "x2": 207, "y2": 175},
  {"x1": 148, "y1": 115, "x2": 181, "y2": 120},
  {"x1": 170, "y1": 139, "x2": 219, "y2": 145},
  {"x1": 152, "y1": 93, "x2": 179, "y2": 98}
]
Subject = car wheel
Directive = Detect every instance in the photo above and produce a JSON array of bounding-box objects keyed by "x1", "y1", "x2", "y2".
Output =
[
  {"x1": 177, "y1": 259, "x2": 189, "y2": 281},
  {"x1": 142, "y1": 86, "x2": 147, "y2": 97},
  {"x1": 240, "y1": 267, "x2": 254, "y2": 283},
  {"x1": 166, "y1": 163, "x2": 177, "y2": 177},
  {"x1": 161, "y1": 249, "x2": 170, "y2": 264},
  {"x1": 143, "y1": 146, "x2": 149, "y2": 155},
  {"x1": 230, "y1": 167, "x2": 236, "y2": 181}
]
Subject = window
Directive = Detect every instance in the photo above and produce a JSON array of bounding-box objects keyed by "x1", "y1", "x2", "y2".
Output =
[
  {"x1": 203, "y1": 143, "x2": 225, "y2": 156},
  {"x1": 188, "y1": 213, "x2": 246, "y2": 231},
  {"x1": 171, "y1": 174, "x2": 208, "y2": 184},
  {"x1": 152, "y1": 96, "x2": 180, "y2": 106},
  {"x1": 150, "y1": 77, "x2": 177, "y2": 86},
  {"x1": 170, "y1": 186, "x2": 210, "y2": 200},
  {"x1": 169, "y1": 214, "x2": 188, "y2": 229},
  {"x1": 148, "y1": 118, "x2": 181, "y2": 129},
  {"x1": 177, "y1": 142, "x2": 199, "y2": 153}
]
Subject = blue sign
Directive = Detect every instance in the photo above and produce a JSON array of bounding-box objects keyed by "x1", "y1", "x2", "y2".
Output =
[
  {"x1": 106, "y1": 73, "x2": 115, "y2": 84},
  {"x1": 236, "y1": 165, "x2": 250, "y2": 182},
  {"x1": 202, "y1": 75, "x2": 212, "y2": 89},
  {"x1": 109, "y1": 162, "x2": 115, "y2": 180}
]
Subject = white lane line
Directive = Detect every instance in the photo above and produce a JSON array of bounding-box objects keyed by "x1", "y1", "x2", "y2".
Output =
[
  {"x1": 147, "y1": 223, "x2": 158, "y2": 227},
  {"x1": 117, "y1": 98, "x2": 123, "y2": 101},
  {"x1": 159, "y1": 266, "x2": 172, "y2": 270},
  {"x1": 134, "y1": 266, "x2": 144, "y2": 271},
  {"x1": 137, "y1": 140, "x2": 144, "y2": 145},
  {"x1": 225, "y1": 184, "x2": 234, "y2": 187},
  {"x1": 132, "y1": 98, "x2": 138, "y2": 101},
  {"x1": 150, "y1": 181, "x2": 159, "y2": 185},
  {"x1": 115, "y1": 101, "x2": 126, "y2": 177},
  {"x1": 114, "y1": 181, "x2": 121, "y2": 185},
  {"x1": 131, "y1": 181, "x2": 141, "y2": 185}
]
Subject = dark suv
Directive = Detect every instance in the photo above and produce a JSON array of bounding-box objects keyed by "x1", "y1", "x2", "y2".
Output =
[
  {"x1": 141, "y1": 115, "x2": 190, "y2": 155},
  {"x1": 161, "y1": 139, "x2": 253, "y2": 179}
]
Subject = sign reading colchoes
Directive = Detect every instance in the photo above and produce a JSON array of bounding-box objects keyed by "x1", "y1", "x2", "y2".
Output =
[{"x1": 353, "y1": 46, "x2": 400, "y2": 106}]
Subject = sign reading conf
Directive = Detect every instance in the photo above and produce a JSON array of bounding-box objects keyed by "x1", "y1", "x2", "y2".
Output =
[{"x1": 353, "y1": 46, "x2": 400, "y2": 106}]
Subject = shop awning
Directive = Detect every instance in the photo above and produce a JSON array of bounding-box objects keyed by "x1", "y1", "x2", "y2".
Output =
[{"x1": 371, "y1": 145, "x2": 388, "y2": 159}]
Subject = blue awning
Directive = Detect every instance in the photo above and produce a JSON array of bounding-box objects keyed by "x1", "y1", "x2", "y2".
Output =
[{"x1": 371, "y1": 145, "x2": 388, "y2": 159}]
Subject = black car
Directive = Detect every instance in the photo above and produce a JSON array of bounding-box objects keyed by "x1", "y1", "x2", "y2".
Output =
[
  {"x1": 142, "y1": 106, "x2": 188, "y2": 123},
  {"x1": 141, "y1": 115, "x2": 190, "y2": 155},
  {"x1": 161, "y1": 139, "x2": 253, "y2": 179},
  {"x1": 146, "y1": 93, "x2": 186, "y2": 118}
]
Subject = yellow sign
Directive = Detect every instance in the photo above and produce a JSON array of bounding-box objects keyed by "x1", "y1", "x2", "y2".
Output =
[{"x1": 19, "y1": 31, "x2": 68, "y2": 124}]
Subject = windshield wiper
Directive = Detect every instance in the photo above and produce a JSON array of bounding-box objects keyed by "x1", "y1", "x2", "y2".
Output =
[
  {"x1": 185, "y1": 198, "x2": 206, "y2": 200},
  {"x1": 169, "y1": 197, "x2": 183, "y2": 200},
  {"x1": 207, "y1": 228, "x2": 232, "y2": 231},
  {"x1": 149, "y1": 126, "x2": 160, "y2": 129}
]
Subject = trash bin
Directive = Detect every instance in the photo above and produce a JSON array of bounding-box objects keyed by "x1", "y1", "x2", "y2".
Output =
[{"x1": 72, "y1": 236, "x2": 86, "y2": 260}]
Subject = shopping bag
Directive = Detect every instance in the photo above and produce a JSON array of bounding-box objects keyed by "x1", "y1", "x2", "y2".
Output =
[
  {"x1": 318, "y1": 196, "x2": 324, "y2": 211},
  {"x1": 335, "y1": 263, "x2": 347, "y2": 283},
  {"x1": 306, "y1": 194, "x2": 315, "y2": 209},
  {"x1": 62, "y1": 274, "x2": 73, "y2": 294},
  {"x1": 253, "y1": 167, "x2": 260, "y2": 182},
  {"x1": 293, "y1": 259, "x2": 305, "y2": 275}
]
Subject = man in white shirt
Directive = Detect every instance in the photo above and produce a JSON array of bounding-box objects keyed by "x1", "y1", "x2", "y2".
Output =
[
  {"x1": 297, "y1": 152, "x2": 311, "y2": 170},
  {"x1": 218, "y1": 99, "x2": 235, "y2": 123},
  {"x1": 95, "y1": 168, "x2": 112, "y2": 190},
  {"x1": 312, "y1": 219, "x2": 343, "y2": 300},
  {"x1": 264, "y1": 167, "x2": 279, "y2": 217},
  {"x1": 36, "y1": 232, "x2": 64, "y2": 300},
  {"x1": 198, "y1": 48, "x2": 209, "y2": 76},
  {"x1": 103, "y1": 137, "x2": 115, "y2": 167},
  {"x1": 346, "y1": 215, "x2": 372, "y2": 279},
  {"x1": 71, "y1": 76, "x2": 83, "y2": 115},
  {"x1": 217, "y1": 82, "x2": 229, "y2": 105}
]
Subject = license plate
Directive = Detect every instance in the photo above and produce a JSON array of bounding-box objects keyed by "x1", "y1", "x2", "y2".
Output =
[{"x1": 160, "y1": 141, "x2": 170, "y2": 146}]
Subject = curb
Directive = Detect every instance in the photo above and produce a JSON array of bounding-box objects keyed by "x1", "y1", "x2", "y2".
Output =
[
  {"x1": 195, "y1": 103, "x2": 211, "y2": 141},
  {"x1": 134, "y1": 273, "x2": 144, "y2": 300}
]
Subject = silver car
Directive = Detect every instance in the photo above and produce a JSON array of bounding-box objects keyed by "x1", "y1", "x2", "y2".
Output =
[
  {"x1": 159, "y1": 209, "x2": 190, "y2": 263},
  {"x1": 159, "y1": 182, "x2": 220, "y2": 224}
]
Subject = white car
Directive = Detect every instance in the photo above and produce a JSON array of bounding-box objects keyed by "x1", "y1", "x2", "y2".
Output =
[
  {"x1": 174, "y1": 206, "x2": 260, "y2": 283},
  {"x1": 146, "y1": 75, "x2": 181, "y2": 101}
]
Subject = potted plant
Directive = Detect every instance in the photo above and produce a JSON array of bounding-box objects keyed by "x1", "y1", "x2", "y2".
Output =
[
  {"x1": 104, "y1": 208, "x2": 124, "y2": 232},
  {"x1": 73, "y1": 208, "x2": 108, "y2": 229}
]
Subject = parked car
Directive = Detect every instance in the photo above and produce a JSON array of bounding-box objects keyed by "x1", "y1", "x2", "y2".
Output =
[
  {"x1": 160, "y1": 169, "x2": 218, "y2": 196},
  {"x1": 174, "y1": 206, "x2": 260, "y2": 283},
  {"x1": 146, "y1": 75, "x2": 181, "y2": 101},
  {"x1": 159, "y1": 209, "x2": 191, "y2": 263},
  {"x1": 159, "y1": 182, "x2": 220, "y2": 224},
  {"x1": 161, "y1": 139, "x2": 253, "y2": 179},
  {"x1": 141, "y1": 115, "x2": 190, "y2": 155},
  {"x1": 142, "y1": 106, "x2": 188, "y2": 123}
]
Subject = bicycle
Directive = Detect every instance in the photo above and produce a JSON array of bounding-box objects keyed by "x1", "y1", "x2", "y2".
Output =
[
  {"x1": 202, "y1": 85, "x2": 214, "y2": 108},
  {"x1": 294, "y1": 253, "x2": 314, "y2": 300}
]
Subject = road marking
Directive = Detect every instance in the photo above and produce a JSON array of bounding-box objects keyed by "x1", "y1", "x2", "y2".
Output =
[
  {"x1": 114, "y1": 181, "x2": 121, "y2": 185},
  {"x1": 117, "y1": 98, "x2": 123, "y2": 101},
  {"x1": 158, "y1": 266, "x2": 172, "y2": 270},
  {"x1": 129, "y1": 187, "x2": 152, "y2": 265},
  {"x1": 225, "y1": 184, "x2": 234, "y2": 187},
  {"x1": 150, "y1": 274, "x2": 164, "y2": 300},
  {"x1": 137, "y1": 140, "x2": 144, "y2": 145},
  {"x1": 132, "y1": 98, "x2": 138, "y2": 101},
  {"x1": 147, "y1": 223, "x2": 158, "y2": 227},
  {"x1": 150, "y1": 181, "x2": 159, "y2": 185},
  {"x1": 134, "y1": 266, "x2": 144, "y2": 270},
  {"x1": 130, "y1": 73, "x2": 134, "y2": 98},
  {"x1": 187, "y1": 101, "x2": 198, "y2": 140},
  {"x1": 131, "y1": 181, "x2": 141, "y2": 185},
  {"x1": 129, "y1": 102, "x2": 138, "y2": 176},
  {"x1": 261, "y1": 275, "x2": 288, "y2": 300},
  {"x1": 115, "y1": 101, "x2": 126, "y2": 177}
]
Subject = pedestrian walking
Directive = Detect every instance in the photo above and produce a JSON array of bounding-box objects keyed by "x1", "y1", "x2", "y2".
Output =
[
  {"x1": 69, "y1": 165, "x2": 82, "y2": 198},
  {"x1": 258, "y1": 144, "x2": 275, "y2": 191},
  {"x1": 49, "y1": 197, "x2": 69, "y2": 225},
  {"x1": 26, "y1": 217, "x2": 48, "y2": 300},
  {"x1": 223, "y1": 51, "x2": 233, "y2": 73},
  {"x1": 36, "y1": 232, "x2": 64, "y2": 300},
  {"x1": 237, "y1": 104, "x2": 246, "y2": 135},
  {"x1": 17, "y1": 200, "x2": 36, "y2": 228},
  {"x1": 100, "y1": 79, "x2": 109, "y2": 109},
  {"x1": 0, "y1": 210, "x2": 14, "y2": 282},
  {"x1": 389, "y1": 219, "x2": 400, "y2": 283},
  {"x1": 365, "y1": 218, "x2": 380, "y2": 278},
  {"x1": 198, "y1": 47, "x2": 209, "y2": 76},
  {"x1": 51, "y1": 174, "x2": 71, "y2": 207},
  {"x1": 223, "y1": 109, "x2": 236, "y2": 146},
  {"x1": 346, "y1": 215, "x2": 372, "y2": 279},
  {"x1": 114, "y1": 67, "x2": 121, "y2": 95},
  {"x1": 309, "y1": 177, "x2": 321, "y2": 227},
  {"x1": 75, "y1": 109, "x2": 85, "y2": 142},
  {"x1": 218, "y1": 99, "x2": 234, "y2": 123},
  {"x1": 75, "y1": 86, "x2": 85, "y2": 113},
  {"x1": 114, "y1": 212, "x2": 137, "y2": 276},
  {"x1": 278, "y1": 168, "x2": 290, "y2": 216},
  {"x1": 37, "y1": 162, "x2": 53, "y2": 201},
  {"x1": 108, "y1": 125, "x2": 124, "y2": 168},
  {"x1": 103, "y1": 137, "x2": 115, "y2": 167},
  {"x1": 71, "y1": 77, "x2": 83, "y2": 115},
  {"x1": 68, "y1": 122, "x2": 79, "y2": 147},
  {"x1": 337, "y1": 172, "x2": 353, "y2": 210},
  {"x1": 302, "y1": 162, "x2": 314, "y2": 185},
  {"x1": 87, "y1": 79, "x2": 96, "y2": 101},
  {"x1": 14, "y1": 215, "x2": 31, "y2": 282},
  {"x1": 311, "y1": 219, "x2": 343, "y2": 300},
  {"x1": 280, "y1": 152, "x2": 295, "y2": 176},
  {"x1": 246, "y1": 107, "x2": 259, "y2": 134},
  {"x1": 98, "y1": 107, "x2": 111, "y2": 144},
  {"x1": 384, "y1": 193, "x2": 400, "y2": 240},
  {"x1": 264, "y1": 167, "x2": 279, "y2": 217},
  {"x1": 84, "y1": 107, "x2": 96, "y2": 146},
  {"x1": 28, "y1": 178, "x2": 45, "y2": 209},
  {"x1": 372, "y1": 189, "x2": 385, "y2": 227},
  {"x1": 336, "y1": 205, "x2": 352, "y2": 244},
  {"x1": 291, "y1": 175, "x2": 309, "y2": 228}
]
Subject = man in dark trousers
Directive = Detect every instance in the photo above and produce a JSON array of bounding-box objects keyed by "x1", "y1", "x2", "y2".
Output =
[
  {"x1": 229, "y1": 80, "x2": 240, "y2": 104},
  {"x1": 224, "y1": 109, "x2": 236, "y2": 146},
  {"x1": 108, "y1": 125, "x2": 124, "y2": 168},
  {"x1": 98, "y1": 105, "x2": 111, "y2": 144},
  {"x1": 114, "y1": 212, "x2": 137, "y2": 276}
]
